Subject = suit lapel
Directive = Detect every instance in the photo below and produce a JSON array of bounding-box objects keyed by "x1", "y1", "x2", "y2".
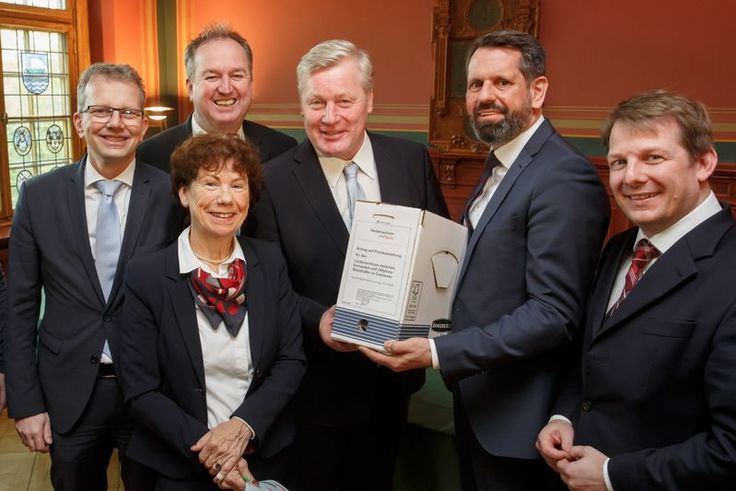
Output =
[
  {"x1": 372, "y1": 136, "x2": 405, "y2": 205},
  {"x1": 596, "y1": 243, "x2": 697, "y2": 338},
  {"x1": 595, "y1": 207, "x2": 734, "y2": 339},
  {"x1": 458, "y1": 119, "x2": 554, "y2": 286},
  {"x1": 291, "y1": 142, "x2": 349, "y2": 254},
  {"x1": 166, "y1": 248, "x2": 206, "y2": 388},
  {"x1": 588, "y1": 231, "x2": 636, "y2": 340},
  {"x1": 108, "y1": 163, "x2": 151, "y2": 305},
  {"x1": 68, "y1": 158, "x2": 107, "y2": 305},
  {"x1": 243, "y1": 242, "x2": 263, "y2": 369}
]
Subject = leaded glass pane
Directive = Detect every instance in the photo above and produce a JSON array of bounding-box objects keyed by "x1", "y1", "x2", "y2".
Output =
[
  {"x1": 0, "y1": 0, "x2": 66, "y2": 9},
  {"x1": 1, "y1": 26, "x2": 72, "y2": 207}
]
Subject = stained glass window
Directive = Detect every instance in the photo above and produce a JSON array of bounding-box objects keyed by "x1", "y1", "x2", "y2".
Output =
[
  {"x1": 2, "y1": 27, "x2": 72, "y2": 207},
  {"x1": 0, "y1": 0, "x2": 65, "y2": 9}
]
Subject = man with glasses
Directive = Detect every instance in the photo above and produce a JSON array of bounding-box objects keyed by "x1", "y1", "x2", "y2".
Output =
[
  {"x1": 5, "y1": 63, "x2": 180, "y2": 490},
  {"x1": 137, "y1": 23, "x2": 296, "y2": 173}
]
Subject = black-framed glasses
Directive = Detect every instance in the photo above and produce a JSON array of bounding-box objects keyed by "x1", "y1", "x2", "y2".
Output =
[{"x1": 81, "y1": 105, "x2": 144, "y2": 121}]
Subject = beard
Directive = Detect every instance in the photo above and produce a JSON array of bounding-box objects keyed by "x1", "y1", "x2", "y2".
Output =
[{"x1": 470, "y1": 95, "x2": 533, "y2": 148}]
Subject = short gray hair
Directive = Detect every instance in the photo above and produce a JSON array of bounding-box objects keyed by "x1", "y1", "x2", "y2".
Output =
[
  {"x1": 297, "y1": 39, "x2": 373, "y2": 97},
  {"x1": 77, "y1": 63, "x2": 145, "y2": 111},
  {"x1": 184, "y1": 23, "x2": 253, "y2": 80}
]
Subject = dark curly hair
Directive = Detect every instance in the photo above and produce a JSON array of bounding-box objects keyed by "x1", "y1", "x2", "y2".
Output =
[{"x1": 170, "y1": 133, "x2": 263, "y2": 209}]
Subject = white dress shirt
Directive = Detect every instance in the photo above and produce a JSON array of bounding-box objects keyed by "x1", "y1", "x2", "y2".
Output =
[
  {"x1": 177, "y1": 228, "x2": 254, "y2": 431},
  {"x1": 606, "y1": 191, "x2": 721, "y2": 311},
  {"x1": 84, "y1": 157, "x2": 135, "y2": 261},
  {"x1": 429, "y1": 116, "x2": 546, "y2": 368},
  {"x1": 84, "y1": 158, "x2": 135, "y2": 363},
  {"x1": 466, "y1": 115, "x2": 546, "y2": 228},
  {"x1": 192, "y1": 114, "x2": 246, "y2": 139},
  {"x1": 317, "y1": 131, "x2": 382, "y2": 215}
]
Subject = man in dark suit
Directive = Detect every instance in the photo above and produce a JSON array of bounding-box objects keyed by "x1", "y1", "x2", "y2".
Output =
[
  {"x1": 137, "y1": 23, "x2": 296, "y2": 172},
  {"x1": 5, "y1": 63, "x2": 180, "y2": 490},
  {"x1": 0, "y1": 264, "x2": 6, "y2": 413},
  {"x1": 248, "y1": 39, "x2": 449, "y2": 490},
  {"x1": 537, "y1": 91, "x2": 736, "y2": 490},
  {"x1": 363, "y1": 31, "x2": 610, "y2": 490}
]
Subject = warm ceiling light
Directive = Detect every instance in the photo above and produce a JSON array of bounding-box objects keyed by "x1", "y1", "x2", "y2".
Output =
[{"x1": 145, "y1": 106, "x2": 174, "y2": 113}]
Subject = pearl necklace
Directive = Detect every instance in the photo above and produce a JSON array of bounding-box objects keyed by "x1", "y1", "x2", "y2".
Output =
[{"x1": 191, "y1": 243, "x2": 234, "y2": 265}]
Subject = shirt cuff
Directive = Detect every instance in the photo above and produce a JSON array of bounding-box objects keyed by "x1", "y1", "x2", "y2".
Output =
[
  {"x1": 428, "y1": 338, "x2": 440, "y2": 369},
  {"x1": 231, "y1": 416, "x2": 256, "y2": 440},
  {"x1": 548, "y1": 414, "x2": 573, "y2": 425},
  {"x1": 603, "y1": 457, "x2": 614, "y2": 491}
]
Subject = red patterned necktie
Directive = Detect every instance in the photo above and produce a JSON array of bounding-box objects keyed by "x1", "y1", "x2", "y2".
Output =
[{"x1": 608, "y1": 238, "x2": 660, "y2": 315}]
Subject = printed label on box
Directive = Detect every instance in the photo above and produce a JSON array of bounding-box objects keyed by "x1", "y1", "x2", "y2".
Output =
[
  {"x1": 404, "y1": 281, "x2": 423, "y2": 321},
  {"x1": 340, "y1": 219, "x2": 414, "y2": 316}
]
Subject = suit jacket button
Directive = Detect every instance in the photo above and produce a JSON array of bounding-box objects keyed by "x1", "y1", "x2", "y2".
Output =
[
  {"x1": 90, "y1": 355, "x2": 99, "y2": 364},
  {"x1": 255, "y1": 369, "x2": 262, "y2": 379},
  {"x1": 103, "y1": 315, "x2": 112, "y2": 322},
  {"x1": 582, "y1": 400, "x2": 592, "y2": 412}
]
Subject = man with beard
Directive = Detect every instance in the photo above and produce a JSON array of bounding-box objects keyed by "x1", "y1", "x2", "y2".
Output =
[{"x1": 361, "y1": 31, "x2": 610, "y2": 490}]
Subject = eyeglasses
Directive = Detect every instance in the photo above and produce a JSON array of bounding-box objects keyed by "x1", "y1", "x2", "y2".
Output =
[{"x1": 81, "y1": 105, "x2": 144, "y2": 121}]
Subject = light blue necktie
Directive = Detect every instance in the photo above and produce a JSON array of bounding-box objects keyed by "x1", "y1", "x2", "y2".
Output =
[
  {"x1": 95, "y1": 180, "x2": 123, "y2": 360},
  {"x1": 342, "y1": 162, "x2": 365, "y2": 229}
]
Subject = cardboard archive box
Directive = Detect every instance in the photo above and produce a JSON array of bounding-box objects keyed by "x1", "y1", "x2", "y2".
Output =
[{"x1": 331, "y1": 201, "x2": 467, "y2": 351}]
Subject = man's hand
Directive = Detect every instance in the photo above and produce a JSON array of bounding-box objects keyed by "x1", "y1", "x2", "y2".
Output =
[
  {"x1": 319, "y1": 306, "x2": 358, "y2": 353},
  {"x1": 0, "y1": 372, "x2": 6, "y2": 413},
  {"x1": 556, "y1": 445, "x2": 608, "y2": 491},
  {"x1": 536, "y1": 418, "x2": 574, "y2": 470},
  {"x1": 358, "y1": 338, "x2": 432, "y2": 372},
  {"x1": 15, "y1": 412, "x2": 53, "y2": 452},
  {"x1": 191, "y1": 418, "x2": 252, "y2": 484}
]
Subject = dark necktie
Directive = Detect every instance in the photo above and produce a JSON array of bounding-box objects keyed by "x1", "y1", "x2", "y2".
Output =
[
  {"x1": 608, "y1": 238, "x2": 660, "y2": 314},
  {"x1": 461, "y1": 151, "x2": 502, "y2": 232}
]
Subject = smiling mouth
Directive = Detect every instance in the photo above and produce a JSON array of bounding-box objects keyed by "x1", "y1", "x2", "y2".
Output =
[
  {"x1": 101, "y1": 135, "x2": 129, "y2": 143},
  {"x1": 626, "y1": 192, "x2": 659, "y2": 201},
  {"x1": 214, "y1": 99, "x2": 236, "y2": 107},
  {"x1": 210, "y1": 212, "x2": 236, "y2": 218}
]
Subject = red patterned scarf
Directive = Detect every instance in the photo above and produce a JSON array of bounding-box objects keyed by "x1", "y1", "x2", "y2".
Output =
[{"x1": 188, "y1": 259, "x2": 247, "y2": 336}]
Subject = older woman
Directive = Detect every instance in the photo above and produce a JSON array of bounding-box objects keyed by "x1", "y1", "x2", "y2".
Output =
[{"x1": 120, "y1": 134, "x2": 305, "y2": 490}]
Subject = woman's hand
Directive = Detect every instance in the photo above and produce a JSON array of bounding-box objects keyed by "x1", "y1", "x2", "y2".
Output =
[
  {"x1": 218, "y1": 458, "x2": 258, "y2": 490},
  {"x1": 191, "y1": 418, "x2": 253, "y2": 483}
]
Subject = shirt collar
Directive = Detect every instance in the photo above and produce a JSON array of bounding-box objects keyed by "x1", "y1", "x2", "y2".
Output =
[
  {"x1": 191, "y1": 113, "x2": 245, "y2": 139},
  {"x1": 636, "y1": 191, "x2": 721, "y2": 254},
  {"x1": 493, "y1": 115, "x2": 545, "y2": 170},
  {"x1": 177, "y1": 226, "x2": 246, "y2": 276},
  {"x1": 84, "y1": 155, "x2": 136, "y2": 188},
  {"x1": 318, "y1": 131, "x2": 377, "y2": 189}
]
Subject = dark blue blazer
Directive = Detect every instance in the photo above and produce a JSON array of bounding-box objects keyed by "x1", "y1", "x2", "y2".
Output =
[
  {"x1": 555, "y1": 206, "x2": 736, "y2": 489},
  {"x1": 5, "y1": 159, "x2": 181, "y2": 433},
  {"x1": 119, "y1": 237, "x2": 306, "y2": 479},
  {"x1": 434, "y1": 119, "x2": 610, "y2": 459},
  {"x1": 248, "y1": 132, "x2": 449, "y2": 427},
  {"x1": 0, "y1": 264, "x2": 6, "y2": 373},
  {"x1": 137, "y1": 116, "x2": 297, "y2": 173}
]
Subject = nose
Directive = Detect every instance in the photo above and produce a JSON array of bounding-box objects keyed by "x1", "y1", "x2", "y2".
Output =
[
  {"x1": 105, "y1": 109, "x2": 124, "y2": 127},
  {"x1": 477, "y1": 81, "x2": 497, "y2": 103},
  {"x1": 623, "y1": 159, "x2": 647, "y2": 186},
  {"x1": 217, "y1": 76, "x2": 232, "y2": 93},
  {"x1": 217, "y1": 185, "x2": 234, "y2": 203},
  {"x1": 321, "y1": 102, "x2": 337, "y2": 124}
]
